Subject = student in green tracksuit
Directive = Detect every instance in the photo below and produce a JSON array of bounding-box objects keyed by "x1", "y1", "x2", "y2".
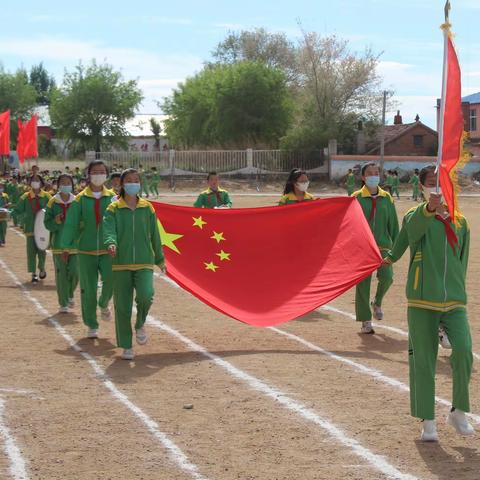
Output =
[
  {"x1": 0, "y1": 184, "x2": 9, "y2": 246},
  {"x1": 391, "y1": 171, "x2": 400, "y2": 199},
  {"x1": 409, "y1": 169, "x2": 420, "y2": 201},
  {"x1": 44, "y1": 174, "x2": 79, "y2": 313},
  {"x1": 346, "y1": 169, "x2": 356, "y2": 196},
  {"x1": 139, "y1": 166, "x2": 150, "y2": 198},
  {"x1": 5, "y1": 178, "x2": 20, "y2": 226},
  {"x1": 352, "y1": 163, "x2": 399, "y2": 334},
  {"x1": 384, "y1": 165, "x2": 474, "y2": 441},
  {"x1": 279, "y1": 168, "x2": 315, "y2": 205},
  {"x1": 15, "y1": 176, "x2": 52, "y2": 282},
  {"x1": 103, "y1": 168, "x2": 165, "y2": 360},
  {"x1": 61, "y1": 161, "x2": 115, "y2": 338},
  {"x1": 194, "y1": 171, "x2": 232, "y2": 208},
  {"x1": 149, "y1": 166, "x2": 160, "y2": 197}
]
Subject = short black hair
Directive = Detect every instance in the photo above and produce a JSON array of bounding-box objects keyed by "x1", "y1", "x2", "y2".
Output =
[
  {"x1": 207, "y1": 171, "x2": 218, "y2": 180},
  {"x1": 414, "y1": 169, "x2": 419, "y2": 174},
  {"x1": 28, "y1": 174, "x2": 45, "y2": 187},
  {"x1": 87, "y1": 160, "x2": 109, "y2": 176},
  {"x1": 57, "y1": 173, "x2": 75, "y2": 188},
  {"x1": 110, "y1": 172, "x2": 121, "y2": 180},
  {"x1": 419, "y1": 165, "x2": 436, "y2": 186},
  {"x1": 361, "y1": 162, "x2": 377, "y2": 176}
]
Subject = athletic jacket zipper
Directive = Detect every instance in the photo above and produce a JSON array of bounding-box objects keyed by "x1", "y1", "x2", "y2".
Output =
[
  {"x1": 443, "y1": 235, "x2": 448, "y2": 302},
  {"x1": 132, "y1": 209, "x2": 136, "y2": 264}
]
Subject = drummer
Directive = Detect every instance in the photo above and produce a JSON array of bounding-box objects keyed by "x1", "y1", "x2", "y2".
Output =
[
  {"x1": 0, "y1": 183, "x2": 10, "y2": 247},
  {"x1": 15, "y1": 175, "x2": 52, "y2": 283}
]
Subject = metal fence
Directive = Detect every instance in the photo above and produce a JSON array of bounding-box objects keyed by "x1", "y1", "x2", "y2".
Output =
[{"x1": 86, "y1": 149, "x2": 327, "y2": 175}]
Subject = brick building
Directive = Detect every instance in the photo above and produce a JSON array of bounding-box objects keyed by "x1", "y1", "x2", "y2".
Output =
[{"x1": 366, "y1": 111, "x2": 438, "y2": 156}]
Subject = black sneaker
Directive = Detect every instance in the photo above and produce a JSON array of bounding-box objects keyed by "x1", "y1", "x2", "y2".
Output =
[
  {"x1": 39, "y1": 271, "x2": 47, "y2": 280},
  {"x1": 31, "y1": 275, "x2": 39, "y2": 284}
]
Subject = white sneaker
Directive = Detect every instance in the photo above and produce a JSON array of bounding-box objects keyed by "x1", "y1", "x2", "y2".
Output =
[
  {"x1": 372, "y1": 303, "x2": 384, "y2": 321},
  {"x1": 136, "y1": 327, "x2": 148, "y2": 345},
  {"x1": 59, "y1": 306, "x2": 69, "y2": 314},
  {"x1": 87, "y1": 328, "x2": 98, "y2": 339},
  {"x1": 121, "y1": 348, "x2": 135, "y2": 360},
  {"x1": 360, "y1": 321, "x2": 375, "y2": 334},
  {"x1": 448, "y1": 409, "x2": 475, "y2": 436},
  {"x1": 100, "y1": 307, "x2": 111, "y2": 321},
  {"x1": 438, "y1": 326, "x2": 452, "y2": 349},
  {"x1": 68, "y1": 298, "x2": 75, "y2": 308},
  {"x1": 421, "y1": 420, "x2": 438, "y2": 442}
]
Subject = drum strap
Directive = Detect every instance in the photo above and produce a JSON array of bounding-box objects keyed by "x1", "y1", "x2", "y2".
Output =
[{"x1": 29, "y1": 196, "x2": 41, "y2": 214}]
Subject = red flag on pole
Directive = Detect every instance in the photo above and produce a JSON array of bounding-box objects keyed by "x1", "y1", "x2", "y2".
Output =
[
  {"x1": 17, "y1": 115, "x2": 38, "y2": 165},
  {"x1": 152, "y1": 198, "x2": 382, "y2": 327},
  {"x1": 0, "y1": 111, "x2": 10, "y2": 155},
  {"x1": 437, "y1": 7, "x2": 468, "y2": 223}
]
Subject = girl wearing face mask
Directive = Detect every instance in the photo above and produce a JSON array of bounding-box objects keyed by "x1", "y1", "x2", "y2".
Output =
[
  {"x1": 15, "y1": 175, "x2": 52, "y2": 282},
  {"x1": 352, "y1": 162, "x2": 399, "y2": 334},
  {"x1": 279, "y1": 169, "x2": 314, "y2": 205},
  {"x1": 61, "y1": 161, "x2": 115, "y2": 338},
  {"x1": 0, "y1": 183, "x2": 10, "y2": 246},
  {"x1": 103, "y1": 169, "x2": 165, "y2": 360},
  {"x1": 44, "y1": 174, "x2": 79, "y2": 313}
]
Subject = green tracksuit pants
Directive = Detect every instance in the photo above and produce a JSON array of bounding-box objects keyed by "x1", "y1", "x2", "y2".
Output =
[
  {"x1": 141, "y1": 182, "x2": 149, "y2": 198},
  {"x1": 0, "y1": 220, "x2": 6, "y2": 243},
  {"x1": 78, "y1": 254, "x2": 113, "y2": 329},
  {"x1": 412, "y1": 186, "x2": 419, "y2": 201},
  {"x1": 26, "y1": 236, "x2": 46, "y2": 273},
  {"x1": 408, "y1": 307, "x2": 472, "y2": 420},
  {"x1": 347, "y1": 187, "x2": 354, "y2": 196},
  {"x1": 113, "y1": 269, "x2": 154, "y2": 349},
  {"x1": 53, "y1": 254, "x2": 79, "y2": 308},
  {"x1": 392, "y1": 187, "x2": 400, "y2": 199},
  {"x1": 355, "y1": 264, "x2": 393, "y2": 321},
  {"x1": 149, "y1": 182, "x2": 159, "y2": 196}
]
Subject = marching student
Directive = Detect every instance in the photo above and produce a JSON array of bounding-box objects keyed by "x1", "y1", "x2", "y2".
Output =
[
  {"x1": 346, "y1": 168, "x2": 356, "y2": 196},
  {"x1": 44, "y1": 174, "x2": 79, "y2": 313},
  {"x1": 15, "y1": 175, "x2": 52, "y2": 282},
  {"x1": 0, "y1": 183, "x2": 9, "y2": 246},
  {"x1": 6, "y1": 176, "x2": 21, "y2": 226},
  {"x1": 384, "y1": 165, "x2": 474, "y2": 441},
  {"x1": 409, "y1": 169, "x2": 420, "y2": 201},
  {"x1": 391, "y1": 171, "x2": 400, "y2": 199},
  {"x1": 61, "y1": 161, "x2": 115, "y2": 338},
  {"x1": 139, "y1": 165, "x2": 150, "y2": 198},
  {"x1": 279, "y1": 169, "x2": 314, "y2": 205},
  {"x1": 194, "y1": 171, "x2": 232, "y2": 208},
  {"x1": 384, "y1": 170, "x2": 394, "y2": 194},
  {"x1": 149, "y1": 166, "x2": 160, "y2": 197},
  {"x1": 109, "y1": 172, "x2": 122, "y2": 199},
  {"x1": 103, "y1": 169, "x2": 165, "y2": 360},
  {"x1": 352, "y1": 162, "x2": 399, "y2": 333}
]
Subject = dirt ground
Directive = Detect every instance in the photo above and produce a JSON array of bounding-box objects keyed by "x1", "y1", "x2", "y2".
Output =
[{"x1": 0, "y1": 193, "x2": 479, "y2": 480}]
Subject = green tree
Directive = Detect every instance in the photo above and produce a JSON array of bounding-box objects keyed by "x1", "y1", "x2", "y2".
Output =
[
  {"x1": 162, "y1": 61, "x2": 292, "y2": 148},
  {"x1": 0, "y1": 67, "x2": 37, "y2": 149},
  {"x1": 50, "y1": 61, "x2": 143, "y2": 153},
  {"x1": 150, "y1": 117, "x2": 161, "y2": 150},
  {"x1": 29, "y1": 62, "x2": 56, "y2": 105}
]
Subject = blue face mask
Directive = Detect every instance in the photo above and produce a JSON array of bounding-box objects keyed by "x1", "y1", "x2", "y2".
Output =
[
  {"x1": 365, "y1": 176, "x2": 380, "y2": 189},
  {"x1": 59, "y1": 185, "x2": 73, "y2": 194},
  {"x1": 124, "y1": 183, "x2": 141, "y2": 196}
]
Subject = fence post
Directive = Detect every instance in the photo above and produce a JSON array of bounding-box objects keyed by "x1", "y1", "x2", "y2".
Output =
[
  {"x1": 169, "y1": 149, "x2": 175, "y2": 190},
  {"x1": 246, "y1": 148, "x2": 253, "y2": 170}
]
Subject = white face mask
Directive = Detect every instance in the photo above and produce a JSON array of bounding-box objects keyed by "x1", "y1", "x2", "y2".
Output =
[
  {"x1": 31, "y1": 181, "x2": 41, "y2": 190},
  {"x1": 423, "y1": 187, "x2": 442, "y2": 202},
  {"x1": 90, "y1": 174, "x2": 107, "y2": 187},
  {"x1": 296, "y1": 181, "x2": 309, "y2": 192}
]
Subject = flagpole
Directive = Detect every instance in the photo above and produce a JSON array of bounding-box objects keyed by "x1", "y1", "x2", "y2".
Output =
[{"x1": 436, "y1": 0, "x2": 451, "y2": 192}]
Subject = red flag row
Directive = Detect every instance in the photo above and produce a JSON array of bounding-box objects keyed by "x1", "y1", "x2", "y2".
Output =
[{"x1": 0, "y1": 110, "x2": 38, "y2": 164}]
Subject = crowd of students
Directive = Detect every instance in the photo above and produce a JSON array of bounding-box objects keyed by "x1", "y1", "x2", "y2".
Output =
[{"x1": 0, "y1": 161, "x2": 474, "y2": 441}]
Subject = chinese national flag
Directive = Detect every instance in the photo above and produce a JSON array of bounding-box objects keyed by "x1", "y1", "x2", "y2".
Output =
[
  {"x1": 17, "y1": 116, "x2": 38, "y2": 164},
  {"x1": 0, "y1": 110, "x2": 10, "y2": 155},
  {"x1": 152, "y1": 198, "x2": 382, "y2": 327}
]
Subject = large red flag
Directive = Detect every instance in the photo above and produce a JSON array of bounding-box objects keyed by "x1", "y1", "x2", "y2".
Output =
[
  {"x1": 152, "y1": 198, "x2": 382, "y2": 327},
  {"x1": 0, "y1": 111, "x2": 10, "y2": 155},
  {"x1": 437, "y1": 21, "x2": 468, "y2": 223},
  {"x1": 17, "y1": 116, "x2": 38, "y2": 164}
]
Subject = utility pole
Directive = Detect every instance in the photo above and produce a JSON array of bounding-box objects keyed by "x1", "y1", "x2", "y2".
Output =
[{"x1": 379, "y1": 90, "x2": 387, "y2": 178}]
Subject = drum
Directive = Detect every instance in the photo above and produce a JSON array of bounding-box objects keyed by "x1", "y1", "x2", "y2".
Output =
[
  {"x1": 34, "y1": 209, "x2": 50, "y2": 250},
  {"x1": 0, "y1": 208, "x2": 8, "y2": 221}
]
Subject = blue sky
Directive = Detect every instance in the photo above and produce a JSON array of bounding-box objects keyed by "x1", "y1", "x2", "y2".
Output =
[{"x1": 1, "y1": 0, "x2": 479, "y2": 129}]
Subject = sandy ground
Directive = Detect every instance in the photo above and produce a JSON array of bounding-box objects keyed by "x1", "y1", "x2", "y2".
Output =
[{"x1": 0, "y1": 194, "x2": 479, "y2": 480}]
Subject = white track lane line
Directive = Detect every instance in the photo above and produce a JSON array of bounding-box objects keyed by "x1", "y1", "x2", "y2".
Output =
[
  {"x1": 0, "y1": 257, "x2": 209, "y2": 480},
  {"x1": 145, "y1": 314, "x2": 418, "y2": 480},
  {"x1": 0, "y1": 397, "x2": 29, "y2": 480},
  {"x1": 152, "y1": 272, "x2": 480, "y2": 424}
]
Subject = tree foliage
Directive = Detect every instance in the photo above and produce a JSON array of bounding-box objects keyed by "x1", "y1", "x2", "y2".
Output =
[
  {"x1": 29, "y1": 63, "x2": 56, "y2": 105},
  {"x1": 50, "y1": 61, "x2": 143, "y2": 152},
  {"x1": 162, "y1": 61, "x2": 292, "y2": 148},
  {"x1": 150, "y1": 117, "x2": 161, "y2": 150}
]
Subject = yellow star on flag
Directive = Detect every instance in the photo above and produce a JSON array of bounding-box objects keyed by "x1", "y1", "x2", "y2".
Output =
[
  {"x1": 157, "y1": 220, "x2": 183, "y2": 254},
  {"x1": 204, "y1": 261, "x2": 219, "y2": 272},
  {"x1": 211, "y1": 231, "x2": 226, "y2": 243},
  {"x1": 192, "y1": 216, "x2": 207, "y2": 229},
  {"x1": 216, "y1": 250, "x2": 231, "y2": 261}
]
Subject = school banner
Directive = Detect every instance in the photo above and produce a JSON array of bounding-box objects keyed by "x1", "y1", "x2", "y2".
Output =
[{"x1": 152, "y1": 198, "x2": 382, "y2": 327}]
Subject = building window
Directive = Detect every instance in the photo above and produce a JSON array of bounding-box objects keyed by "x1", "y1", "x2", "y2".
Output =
[
  {"x1": 470, "y1": 110, "x2": 477, "y2": 132},
  {"x1": 413, "y1": 135, "x2": 424, "y2": 147}
]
